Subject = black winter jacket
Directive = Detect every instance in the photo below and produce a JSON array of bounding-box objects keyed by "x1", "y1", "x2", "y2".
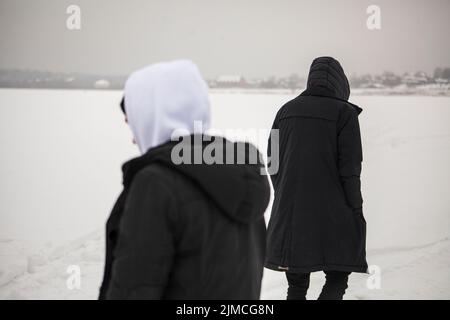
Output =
[
  {"x1": 99, "y1": 136, "x2": 270, "y2": 299},
  {"x1": 265, "y1": 57, "x2": 368, "y2": 274}
]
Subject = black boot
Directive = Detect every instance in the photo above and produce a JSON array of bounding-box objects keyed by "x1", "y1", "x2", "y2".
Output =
[
  {"x1": 318, "y1": 271, "x2": 350, "y2": 300},
  {"x1": 286, "y1": 272, "x2": 310, "y2": 300}
]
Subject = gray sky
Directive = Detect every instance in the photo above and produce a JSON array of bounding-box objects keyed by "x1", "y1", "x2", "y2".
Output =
[{"x1": 0, "y1": 0, "x2": 449, "y2": 78}]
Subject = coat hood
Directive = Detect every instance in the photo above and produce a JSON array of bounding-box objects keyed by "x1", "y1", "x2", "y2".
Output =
[
  {"x1": 305, "y1": 56, "x2": 350, "y2": 101},
  {"x1": 301, "y1": 56, "x2": 362, "y2": 114},
  {"x1": 122, "y1": 136, "x2": 270, "y2": 224},
  {"x1": 124, "y1": 60, "x2": 211, "y2": 154}
]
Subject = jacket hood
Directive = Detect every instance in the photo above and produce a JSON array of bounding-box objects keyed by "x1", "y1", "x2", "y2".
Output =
[
  {"x1": 301, "y1": 56, "x2": 362, "y2": 114},
  {"x1": 124, "y1": 60, "x2": 211, "y2": 154},
  {"x1": 305, "y1": 56, "x2": 350, "y2": 101},
  {"x1": 122, "y1": 135, "x2": 270, "y2": 224}
]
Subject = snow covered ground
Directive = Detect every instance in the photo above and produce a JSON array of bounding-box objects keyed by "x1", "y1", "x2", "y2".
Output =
[
  {"x1": 0, "y1": 89, "x2": 449, "y2": 299},
  {"x1": 0, "y1": 230, "x2": 448, "y2": 300}
]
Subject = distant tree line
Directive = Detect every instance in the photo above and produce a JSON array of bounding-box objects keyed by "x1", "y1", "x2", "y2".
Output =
[
  {"x1": 349, "y1": 68, "x2": 450, "y2": 89},
  {"x1": 0, "y1": 67, "x2": 449, "y2": 90},
  {"x1": 0, "y1": 69, "x2": 126, "y2": 90}
]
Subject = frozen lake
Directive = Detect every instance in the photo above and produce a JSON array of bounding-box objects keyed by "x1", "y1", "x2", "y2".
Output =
[
  {"x1": 1, "y1": 89, "x2": 449, "y2": 249},
  {"x1": 0, "y1": 89, "x2": 449, "y2": 299}
]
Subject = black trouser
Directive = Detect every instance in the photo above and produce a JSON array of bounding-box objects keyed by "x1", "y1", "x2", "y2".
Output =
[{"x1": 286, "y1": 271, "x2": 351, "y2": 300}]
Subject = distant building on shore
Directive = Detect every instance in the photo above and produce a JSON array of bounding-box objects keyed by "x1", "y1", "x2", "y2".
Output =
[
  {"x1": 214, "y1": 75, "x2": 247, "y2": 88},
  {"x1": 402, "y1": 72, "x2": 429, "y2": 86},
  {"x1": 94, "y1": 79, "x2": 110, "y2": 89}
]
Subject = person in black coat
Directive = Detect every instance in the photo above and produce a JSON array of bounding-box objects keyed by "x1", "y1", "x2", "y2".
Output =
[
  {"x1": 265, "y1": 57, "x2": 368, "y2": 300},
  {"x1": 99, "y1": 60, "x2": 270, "y2": 299}
]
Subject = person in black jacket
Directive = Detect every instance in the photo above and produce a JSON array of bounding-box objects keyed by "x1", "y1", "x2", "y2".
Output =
[
  {"x1": 99, "y1": 60, "x2": 270, "y2": 299},
  {"x1": 266, "y1": 57, "x2": 368, "y2": 300}
]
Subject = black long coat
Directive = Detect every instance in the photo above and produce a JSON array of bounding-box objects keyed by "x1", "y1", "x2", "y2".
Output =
[
  {"x1": 265, "y1": 57, "x2": 368, "y2": 274},
  {"x1": 99, "y1": 136, "x2": 270, "y2": 299}
]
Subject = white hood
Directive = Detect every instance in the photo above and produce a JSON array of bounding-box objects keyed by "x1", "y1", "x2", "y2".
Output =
[{"x1": 124, "y1": 60, "x2": 211, "y2": 154}]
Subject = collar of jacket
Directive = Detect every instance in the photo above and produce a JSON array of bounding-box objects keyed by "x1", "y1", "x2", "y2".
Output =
[
  {"x1": 300, "y1": 86, "x2": 363, "y2": 115},
  {"x1": 121, "y1": 139, "x2": 178, "y2": 188}
]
